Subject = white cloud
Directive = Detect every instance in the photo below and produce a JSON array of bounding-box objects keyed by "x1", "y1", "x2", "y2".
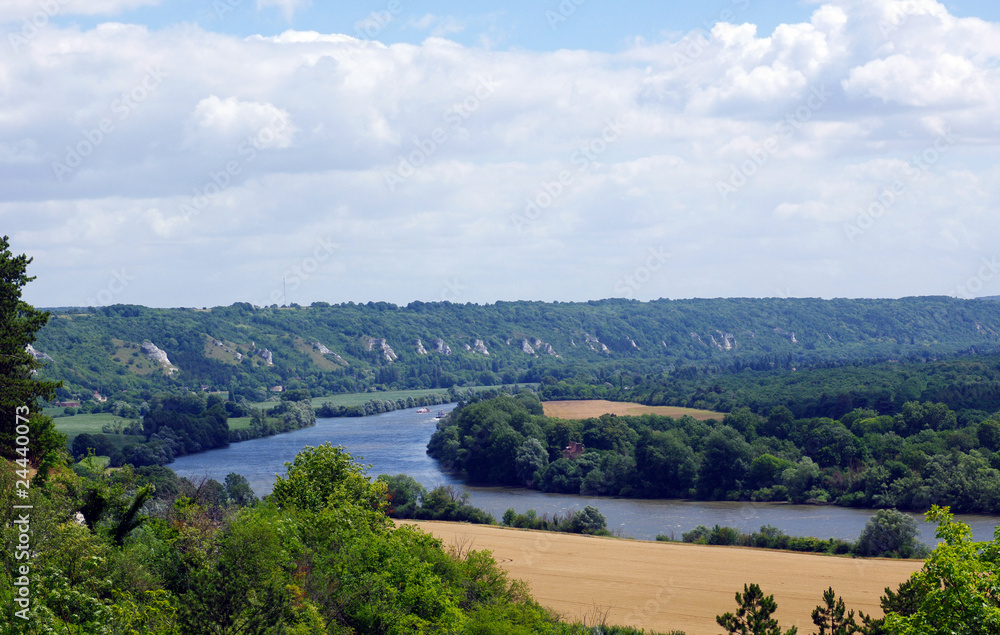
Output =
[
  {"x1": 187, "y1": 96, "x2": 296, "y2": 150},
  {"x1": 4, "y1": 0, "x2": 1000, "y2": 306}
]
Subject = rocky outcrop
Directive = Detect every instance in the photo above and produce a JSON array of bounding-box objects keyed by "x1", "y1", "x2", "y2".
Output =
[
  {"x1": 255, "y1": 348, "x2": 274, "y2": 365},
  {"x1": 364, "y1": 337, "x2": 397, "y2": 362},
  {"x1": 26, "y1": 344, "x2": 53, "y2": 362},
  {"x1": 141, "y1": 342, "x2": 171, "y2": 365},
  {"x1": 415, "y1": 339, "x2": 428, "y2": 355},
  {"x1": 774, "y1": 327, "x2": 797, "y2": 344},
  {"x1": 691, "y1": 332, "x2": 706, "y2": 346},
  {"x1": 521, "y1": 339, "x2": 535, "y2": 355},
  {"x1": 473, "y1": 339, "x2": 489, "y2": 355},
  {"x1": 313, "y1": 342, "x2": 348, "y2": 365},
  {"x1": 585, "y1": 335, "x2": 610, "y2": 353},
  {"x1": 532, "y1": 338, "x2": 558, "y2": 357},
  {"x1": 629, "y1": 338, "x2": 640, "y2": 350},
  {"x1": 716, "y1": 331, "x2": 737, "y2": 351},
  {"x1": 433, "y1": 339, "x2": 452, "y2": 355},
  {"x1": 313, "y1": 342, "x2": 333, "y2": 355}
]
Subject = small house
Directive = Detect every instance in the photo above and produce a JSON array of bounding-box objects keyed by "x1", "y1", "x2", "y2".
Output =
[{"x1": 561, "y1": 441, "x2": 585, "y2": 460}]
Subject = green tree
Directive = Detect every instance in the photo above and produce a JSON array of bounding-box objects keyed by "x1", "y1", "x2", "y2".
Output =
[
  {"x1": 224, "y1": 472, "x2": 258, "y2": 507},
  {"x1": 854, "y1": 509, "x2": 924, "y2": 558},
  {"x1": 699, "y1": 426, "x2": 752, "y2": 497},
  {"x1": 569, "y1": 505, "x2": 607, "y2": 534},
  {"x1": 514, "y1": 437, "x2": 548, "y2": 486},
  {"x1": 882, "y1": 505, "x2": 1000, "y2": 634},
  {"x1": 0, "y1": 236, "x2": 63, "y2": 468},
  {"x1": 377, "y1": 473, "x2": 427, "y2": 517},
  {"x1": 811, "y1": 587, "x2": 860, "y2": 634},
  {"x1": 717, "y1": 583, "x2": 798, "y2": 635},
  {"x1": 270, "y1": 442, "x2": 388, "y2": 517}
]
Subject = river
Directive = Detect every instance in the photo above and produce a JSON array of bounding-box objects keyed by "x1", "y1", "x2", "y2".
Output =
[{"x1": 169, "y1": 404, "x2": 1000, "y2": 545}]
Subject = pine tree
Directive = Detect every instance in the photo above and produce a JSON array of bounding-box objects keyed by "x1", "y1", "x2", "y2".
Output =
[
  {"x1": 811, "y1": 587, "x2": 861, "y2": 634},
  {"x1": 717, "y1": 583, "x2": 798, "y2": 635},
  {"x1": 0, "y1": 235, "x2": 63, "y2": 467}
]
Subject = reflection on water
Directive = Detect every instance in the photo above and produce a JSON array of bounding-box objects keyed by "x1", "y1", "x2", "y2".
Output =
[{"x1": 170, "y1": 404, "x2": 1000, "y2": 544}]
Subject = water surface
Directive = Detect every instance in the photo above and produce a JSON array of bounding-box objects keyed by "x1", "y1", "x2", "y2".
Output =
[{"x1": 170, "y1": 405, "x2": 1000, "y2": 545}]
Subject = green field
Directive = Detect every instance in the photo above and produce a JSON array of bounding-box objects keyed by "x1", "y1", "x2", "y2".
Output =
[
  {"x1": 308, "y1": 385, "x2": 532, "y2": 409},
  {"x1": 53, "y1": 413, "x2": 144, "y2": 450},
  {"x1": 308, "y1": 388, "x2": 450, "y2": 408}
]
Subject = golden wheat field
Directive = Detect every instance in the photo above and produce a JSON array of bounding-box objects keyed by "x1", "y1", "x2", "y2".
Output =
[
  {"x1": 542, "y1": 400, "x2": 726, "y2": 421},
  {"x1": 403, "y1": 521, "x2": 921, "y2": 635}
]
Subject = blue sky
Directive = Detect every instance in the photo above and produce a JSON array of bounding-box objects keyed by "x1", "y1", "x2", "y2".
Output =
[
  {"x1": 48, "y1": 1, "x2": 1000, "y2": 50},
  {"x1": 4, "y1": 0, "x2": 1000, "y2": 307}
]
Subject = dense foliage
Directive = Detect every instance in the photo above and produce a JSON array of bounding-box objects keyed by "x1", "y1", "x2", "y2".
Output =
[
  {"x1": 584, "y1": 353, "x2": 1000, "y2": 420},
  {"x1": 30, "y1": 296, "x2": 1000, "y2": 411},
  {"x1": 430, "y1": 391, "x2": 1000, "y2": 513},
  {"x1": 0, "y1": 446, "x2": 675, "y2": 634},
  {"x1": 721, "y1": 508, "x2": 1000, "y2": 634},
  {"x1": 0, "y1": 236, "x2": 63, "y2": 474},
  {"x1": 669, "y1": 509, "x2": 926, "y2": 559}
]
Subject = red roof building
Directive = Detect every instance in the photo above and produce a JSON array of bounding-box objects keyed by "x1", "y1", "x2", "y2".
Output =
[{"x1": 561, "y1": 441, "x2": 585, "y2": 460}]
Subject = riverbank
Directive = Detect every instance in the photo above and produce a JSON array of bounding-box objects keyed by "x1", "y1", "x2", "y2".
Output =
[{"x1": 401, "y1": 520, "x2": 922, "y2": 635}]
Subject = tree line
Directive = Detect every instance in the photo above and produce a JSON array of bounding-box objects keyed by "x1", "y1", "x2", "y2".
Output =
[{"x1": 429, "y1": 390, "x2": 1000, "y2": 513}]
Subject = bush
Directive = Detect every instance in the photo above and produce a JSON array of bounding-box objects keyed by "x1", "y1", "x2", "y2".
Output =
[
  {"x1": 682, "y1": 525, "x2": 711, "y2": 543},
  {"x1": 72, "y1": 433, "x2": 116, "y2": 460},
  {"x1": 855, "y1": 508, "x2": 927, "y2": 558}
]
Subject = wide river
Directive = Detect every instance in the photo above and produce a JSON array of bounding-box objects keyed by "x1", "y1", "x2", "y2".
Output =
[{"x1": 170, "y1": 404, "x2": 1000, "y2": 545}]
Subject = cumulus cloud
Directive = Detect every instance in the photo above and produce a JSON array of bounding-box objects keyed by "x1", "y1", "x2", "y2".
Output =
[
  {"x1": 187, "y1": 96, "x2": 296, "y2": 150},
  {"x1": 4, "y1": 0, "x2": 1000, "y2": 306}
]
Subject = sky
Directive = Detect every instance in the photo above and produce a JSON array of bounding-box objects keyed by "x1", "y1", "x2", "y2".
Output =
[{"x1": 2, "y1": 0, "x2": 1000, "y2": 308}]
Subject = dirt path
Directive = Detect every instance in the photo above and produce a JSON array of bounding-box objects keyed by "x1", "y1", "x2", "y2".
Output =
[
  {"x1": 542, "y1": 400, "x2": 726, "y2": 421},
  {"x1": 403, "y1": 520, "x2": 921, "y2": 635}
]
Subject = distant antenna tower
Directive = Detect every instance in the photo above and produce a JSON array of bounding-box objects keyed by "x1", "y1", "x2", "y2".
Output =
[{"x1": 283, "y1": 276, "x2": 287, "y2": 307}]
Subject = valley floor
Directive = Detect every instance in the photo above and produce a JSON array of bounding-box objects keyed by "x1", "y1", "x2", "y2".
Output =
[{"x1": 401, "y1": 520, "x2": 921, "y2": 635}]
